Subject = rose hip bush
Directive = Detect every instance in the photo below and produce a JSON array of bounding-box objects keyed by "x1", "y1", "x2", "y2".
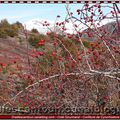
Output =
[{"x1": 0, "y1": 3, "x2": 120, "y2": 115}]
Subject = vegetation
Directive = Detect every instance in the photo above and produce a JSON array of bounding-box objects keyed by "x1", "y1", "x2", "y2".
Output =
[
  {"x1": 0, "y1": 3, "x2": 120, "y2": 116},
  {"x1": 28, "y1": 34, "x2": 46, "y2": 48},
  {"x1": 31, "y1": 28, "x2": 39, "y2": 33},
  {"x1": 0, "y1": 19, "x2": 23, "y2": 38}
]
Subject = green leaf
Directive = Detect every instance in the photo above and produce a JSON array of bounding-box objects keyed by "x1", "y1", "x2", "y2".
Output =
[{"x1": 2, "y1": 68, "x2": 8, "y2": 74}]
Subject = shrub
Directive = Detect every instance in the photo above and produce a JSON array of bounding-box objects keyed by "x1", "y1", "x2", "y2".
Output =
[
  {"x1": 13, "y1": 21, "x2": 23, "y2": 29},
  {"x1": 31, "y1": 28, "x2": 39, "y2": 33},
  {"x1": 0, "y1": 19, "x2": 19, "y2": 38},
  {"x1": 0, "y1": 19, "x2": 10, "y2": 28},
  {"x1": 0, "y1": 29, "x2": 7, "y2": 38},
  {"x1": 6, "y1": 25, "x2": 18, "y2": 37},
  {"x1": 28, "y1": 34, "x2": 46, "y2": 48}
]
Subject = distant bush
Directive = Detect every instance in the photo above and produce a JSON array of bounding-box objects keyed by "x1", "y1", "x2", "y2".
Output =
[
  {"x1": 0, "y1": 19, "x2": 22, "y2": 38},
  {"x1": 0, "y1": 19, "x2": 10, "y2": 28},
  {"x1": 28, "y1": 34, "x2": 46, "y2": 48},
  {"x1": 47, "y1": 32, "x2": 64, "y2": 40},
  {"x1": 13, "y1": 21, "x2": 23, "y2": 29},
  {"x1": 6, "y1": 25, "x2": 18, "y2": 37},
  {"x1": 31, "y1": 28, "x2": 39, "y2": 33},
  {"x1": 0, "y1": 29, "x2": 7, "y2": 38}
]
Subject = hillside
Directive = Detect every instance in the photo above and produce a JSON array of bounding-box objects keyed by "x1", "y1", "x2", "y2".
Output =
[
  {"x1": 81, "y1": 21, "x2": 120, "y2": 43},
  {"x1": 0, "y1": 19, "x2": 120, "y2": 115}
]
